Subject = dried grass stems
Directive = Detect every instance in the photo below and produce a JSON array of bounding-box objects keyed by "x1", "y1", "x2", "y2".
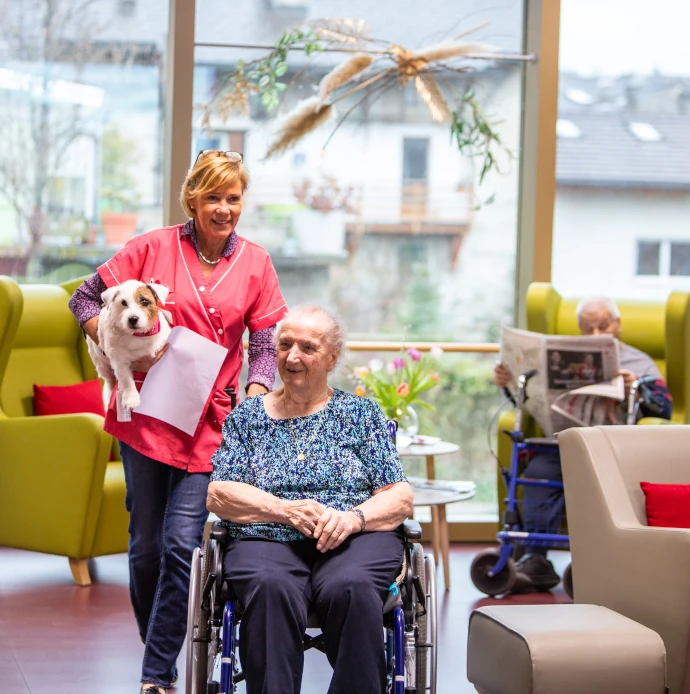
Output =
[
  {"x1": 264, "y1": 96, "x2": 333, "y2": 159},
  {"x1": 319, "y1": 53, "x2": 373, "y2": 102},
  {"x1": 414, "y1": 41, "x2": 497, "y2": 63},
  {"x1": 218, "y1": 21, "x2": 512, "y2": 160}
]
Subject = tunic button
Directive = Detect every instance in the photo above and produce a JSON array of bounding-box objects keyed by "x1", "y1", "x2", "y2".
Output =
[
  {"x1": 218, "y1": 328, "x2": 224, "y2": 335},
  {"x1": 199, "y1": 286, "x2": 205, "y2": 292},
  {"x1": 209, "y1": 307, "x2": 216, "y2": 314}
]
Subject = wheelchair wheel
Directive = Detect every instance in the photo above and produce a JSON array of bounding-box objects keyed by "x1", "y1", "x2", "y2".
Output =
[
  {"x1": 411, "y1": 544, "x2": 427, "y2": 693},
  {"x1": 470, "y1": 548, "x2": 517, "y2": 596},
  {"x1": 563, "y1": 562, "x2": 574, "y2": 599},
  {"x1": 185, "y1": 541, "x2": 212, "y2": 694}
]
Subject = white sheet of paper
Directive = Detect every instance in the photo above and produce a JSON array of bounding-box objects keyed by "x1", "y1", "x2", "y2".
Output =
[{"x1": 134, "y1": 326, "x2": 228, "y2": 435}]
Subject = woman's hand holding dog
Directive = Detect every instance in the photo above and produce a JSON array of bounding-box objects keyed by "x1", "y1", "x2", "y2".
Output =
[{"x1": 131, "y1": 344, "x2": 170, "y2": 373}]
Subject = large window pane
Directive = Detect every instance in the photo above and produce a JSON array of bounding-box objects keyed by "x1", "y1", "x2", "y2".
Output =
[
  {"x1": 0, "y1": 0, "x2": 168, "y2": 282},
  {"x1": 552, "y1": 0, "x2": 690, "y2": 299},
  {"x1": 195, "y1": 1, "x2": 525, "y2": 519}
]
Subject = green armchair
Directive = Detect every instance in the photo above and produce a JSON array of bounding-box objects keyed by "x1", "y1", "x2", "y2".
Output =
[
  {"x1": 0, "y1": 276, "x2": 128, "y2": 585},
  {"x1": 496, "y1": 283, "x2": 690, "y2": 520}
]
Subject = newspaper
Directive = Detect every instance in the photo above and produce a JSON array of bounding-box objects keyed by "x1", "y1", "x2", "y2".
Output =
[{"x1": 500, "y1": 327, "x2": 623, "y2": 435}]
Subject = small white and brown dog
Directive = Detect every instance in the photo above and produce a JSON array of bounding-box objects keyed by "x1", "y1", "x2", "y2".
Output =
[{"x1": 88, "y1": 280, "x2": 172, "y2": 411}]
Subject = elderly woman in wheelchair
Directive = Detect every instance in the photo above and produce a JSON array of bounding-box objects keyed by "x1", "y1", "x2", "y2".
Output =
[{"x1": 188, "y1": 305, "x2": 436, "y2": 694}]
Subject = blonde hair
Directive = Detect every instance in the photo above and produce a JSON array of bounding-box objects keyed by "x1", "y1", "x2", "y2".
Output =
[{"x1": 179, "y1": 154, "x2": 250, "y2": 218}]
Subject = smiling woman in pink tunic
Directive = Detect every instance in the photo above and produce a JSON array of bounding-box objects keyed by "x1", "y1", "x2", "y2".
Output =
[{"x1": 69, "y1": 151, "x2": 287, "y2": 694}]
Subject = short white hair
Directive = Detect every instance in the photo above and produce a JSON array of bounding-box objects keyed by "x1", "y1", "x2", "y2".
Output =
[
  {"x1": 576, "y1": 296, "x2": 621, "y2": 323},
  {"x1": 274, "y1": 305, "x2": 347, "y2": 367}
]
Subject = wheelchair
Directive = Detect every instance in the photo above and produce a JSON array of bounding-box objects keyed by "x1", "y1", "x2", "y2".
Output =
[
  {"x1": 185, "y1": 519, "x2": 437, "y2": 694},
  {"x1": 470, "y1": 370, "x2": 664, "y2": 598}
]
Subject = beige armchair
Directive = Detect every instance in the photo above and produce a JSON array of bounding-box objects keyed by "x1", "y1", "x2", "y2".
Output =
[{"x1": 560, "y1": 425, "x2": 690, "y2": 694}]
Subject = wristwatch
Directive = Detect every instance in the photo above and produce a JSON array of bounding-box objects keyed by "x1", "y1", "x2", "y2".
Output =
[{"x1": 350, "y1": 508, "x2": 366, "y2": 532}]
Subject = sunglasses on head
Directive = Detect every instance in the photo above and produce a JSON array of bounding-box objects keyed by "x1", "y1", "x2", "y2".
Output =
[{"x1": 194, "y1": 150, "x2": 243, "y2": 165}]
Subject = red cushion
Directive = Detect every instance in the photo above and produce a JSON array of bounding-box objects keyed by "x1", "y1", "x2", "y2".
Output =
[
  {"x1": 640, "y1": 481, "x2": 690, "y2": 528},
  {"x1": 34, "y1": 379, "x2": 106, "y2": 417}
]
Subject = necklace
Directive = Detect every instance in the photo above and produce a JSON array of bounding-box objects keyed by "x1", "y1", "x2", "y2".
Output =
[
  {"x1": 284, "y1": 395, "x2": 329, "y2": 461},
  {"x1": 197, "y1": 249, "x2": 221, "y2": 265}
]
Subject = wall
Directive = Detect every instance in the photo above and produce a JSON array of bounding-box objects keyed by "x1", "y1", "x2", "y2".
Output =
[{"x1": 552, "y1": 186, "x2": 690, "y2": 299}]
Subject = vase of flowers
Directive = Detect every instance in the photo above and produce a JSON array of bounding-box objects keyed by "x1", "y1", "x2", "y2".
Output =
[{"x1": 352, "y1": 347, "x2": 442, "y2": 443}]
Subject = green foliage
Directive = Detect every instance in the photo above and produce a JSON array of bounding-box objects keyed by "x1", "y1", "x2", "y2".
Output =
[
  {"x1": 397, "y1": 265, "x2": 443, "y2": 340},
  {"x1": 416, "y1": 354, "x2": 501, "y2": 503},
  {"x1": 100, "y1": 126, "x2": 140, "y2": 213},
  {"x1": 450, "y1": 88, "x2": 509, "y2": 185},
  {"x1": 248, "y1": 29, "x2": 323, "y2": 112}
]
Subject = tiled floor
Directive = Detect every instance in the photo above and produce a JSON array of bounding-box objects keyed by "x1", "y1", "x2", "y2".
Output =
[{"x1": 0, "y1": 545, "x2": 572, "y2": 693}]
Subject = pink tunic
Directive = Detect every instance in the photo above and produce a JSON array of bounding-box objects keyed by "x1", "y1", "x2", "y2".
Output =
[{"x1": 97, "y1": 225, "x2": 287, "y2": 473}]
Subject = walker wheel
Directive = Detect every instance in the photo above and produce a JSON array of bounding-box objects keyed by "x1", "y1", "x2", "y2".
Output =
[
  {"x1": 470, "y1": 549, "x2": 517, "y2": 596},
  {"x1": 562, "y1": 562, "x2": 574, "y2": 599}
]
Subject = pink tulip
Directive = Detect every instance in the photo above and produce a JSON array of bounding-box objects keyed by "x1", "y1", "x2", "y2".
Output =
[
  {"x1": 396, "y1": 382, "x2": 410, "y2": 397},
  {"x1": 407, "y1": 348, "x2": 421, "y2": 362},
  {"x1": 392, "y1": 357, "x2": 405, "y2": 370}
]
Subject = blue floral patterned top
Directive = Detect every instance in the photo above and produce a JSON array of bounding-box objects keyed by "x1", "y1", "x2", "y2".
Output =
[{"x1": 210, "y1": 389, "x2": 406, "y2": 541}]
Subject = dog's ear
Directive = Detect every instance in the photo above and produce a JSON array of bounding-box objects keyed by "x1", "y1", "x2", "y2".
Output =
[
  {"x1": 101, "y1": 286, "x2": 120, "y2": 308},
  {"x1": 147, "y1": 283, "x2": 170, "y2": 305},
  {"x1": 160, "y1": 308, "x2": 173, "y2": 326}
]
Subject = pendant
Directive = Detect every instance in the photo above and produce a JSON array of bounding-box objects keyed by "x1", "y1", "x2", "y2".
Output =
[{"x1": 297, "y1": 453, "x2": 306, "y2": 461}]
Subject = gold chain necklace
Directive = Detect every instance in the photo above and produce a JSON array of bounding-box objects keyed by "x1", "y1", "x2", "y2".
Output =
[{"x1": 284, "y1": 395, "x2": 329, "y2": 462}]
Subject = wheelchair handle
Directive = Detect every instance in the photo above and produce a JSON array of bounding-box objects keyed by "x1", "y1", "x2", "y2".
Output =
[{"x1": 626, "y1": 375, "x2": 659, "y2": 425}]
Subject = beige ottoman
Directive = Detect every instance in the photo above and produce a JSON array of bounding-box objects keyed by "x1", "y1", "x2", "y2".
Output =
[{"x1": 467, "y1": 604, "x2": 666, "y2": 694}]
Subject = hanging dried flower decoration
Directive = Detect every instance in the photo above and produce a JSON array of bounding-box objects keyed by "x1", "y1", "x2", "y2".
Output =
[{"x1": 199, "y1": 22, "x2": 523, "y2": 183}]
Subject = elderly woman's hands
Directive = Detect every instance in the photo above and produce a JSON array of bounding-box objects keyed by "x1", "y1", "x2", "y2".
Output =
[
  {"x1": 284, "y1": 501, "x2": 359, "y2": 550},
  {"x1": 283, "y1": 499, "x2": 326, "y2": 539},
  {"x1": 313, "y1": 508, "x2": 359, "y2": 553}
]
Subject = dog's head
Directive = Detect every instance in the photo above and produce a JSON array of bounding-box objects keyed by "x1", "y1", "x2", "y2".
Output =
[{"x1": 101, "y1": 280, "x2": 171, "y2": 334}]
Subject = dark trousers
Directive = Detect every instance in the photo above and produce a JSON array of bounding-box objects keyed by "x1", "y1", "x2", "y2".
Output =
[
  {"x1": 223, "y1": 531, "x2": 405, "y2": 694},
  {"x1": 120, "y1": 442, "x2": 211, "y2": 687},
  {"x1": 522, "y1": 450, "x2": 564, "y2": 556}
]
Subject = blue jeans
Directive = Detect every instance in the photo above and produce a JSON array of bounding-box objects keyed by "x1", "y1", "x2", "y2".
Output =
[{"x1": 120, "y1": 442, "x2": 210, "y2": 687}]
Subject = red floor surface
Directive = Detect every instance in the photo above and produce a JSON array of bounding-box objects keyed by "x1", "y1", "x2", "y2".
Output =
[{"x1": 0, "y1": 545, "x2": 572, "y2": 693}]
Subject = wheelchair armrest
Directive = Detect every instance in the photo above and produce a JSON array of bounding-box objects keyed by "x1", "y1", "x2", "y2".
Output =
[
  {"x1": 209, "y1": 521, "x2": 229, "y2": 544},
  {"x1": 400, "y1": 519, "x2": 422, "y2": 540}
]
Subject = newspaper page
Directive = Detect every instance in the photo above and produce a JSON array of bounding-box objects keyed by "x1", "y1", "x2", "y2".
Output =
[{"x1": 500, "y1": 327, "x2": 621, "y2": 435}]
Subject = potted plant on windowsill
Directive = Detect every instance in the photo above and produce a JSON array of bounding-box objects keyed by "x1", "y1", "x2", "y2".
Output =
[
  {"x1": 100, "y1": 194, "x2": 139, "y2": 245},
  {"x1": 291, "y1": 175, "x2": 359, "y2": 256}
]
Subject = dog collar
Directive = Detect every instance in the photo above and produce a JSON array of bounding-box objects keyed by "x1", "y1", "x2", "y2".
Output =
[{"x1": 133, "y1": 319, "x2": 161, "y2": 337}]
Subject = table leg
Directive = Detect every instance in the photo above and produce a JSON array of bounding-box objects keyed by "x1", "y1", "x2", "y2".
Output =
[
  {"x1": 438, "y1": 504, "x2": 451, "y2": 591},
  {"x1": 425, "y1": 454, "x2": 436, "y2": 480},
  {"x1": 430, "y1": 505, "x2": 440, "y2": 566}
]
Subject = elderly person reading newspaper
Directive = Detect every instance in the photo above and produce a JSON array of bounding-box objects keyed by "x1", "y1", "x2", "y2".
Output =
[{"x1": 493, "y1": 296, "x2": 672, "y2": 591}]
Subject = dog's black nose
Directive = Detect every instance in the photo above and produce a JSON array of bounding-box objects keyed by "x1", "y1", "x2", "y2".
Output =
[{"x1": 128, "y1": 316, "x2": 139, "y2": 328}]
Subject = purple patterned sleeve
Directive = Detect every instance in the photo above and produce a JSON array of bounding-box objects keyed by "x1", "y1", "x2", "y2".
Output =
[
  {"x1": 247, "y1": 324, "x2": 278, "y2": 392},
  {"x1": 68, "y1": 272, "x2": 107, "y2": 327}
]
